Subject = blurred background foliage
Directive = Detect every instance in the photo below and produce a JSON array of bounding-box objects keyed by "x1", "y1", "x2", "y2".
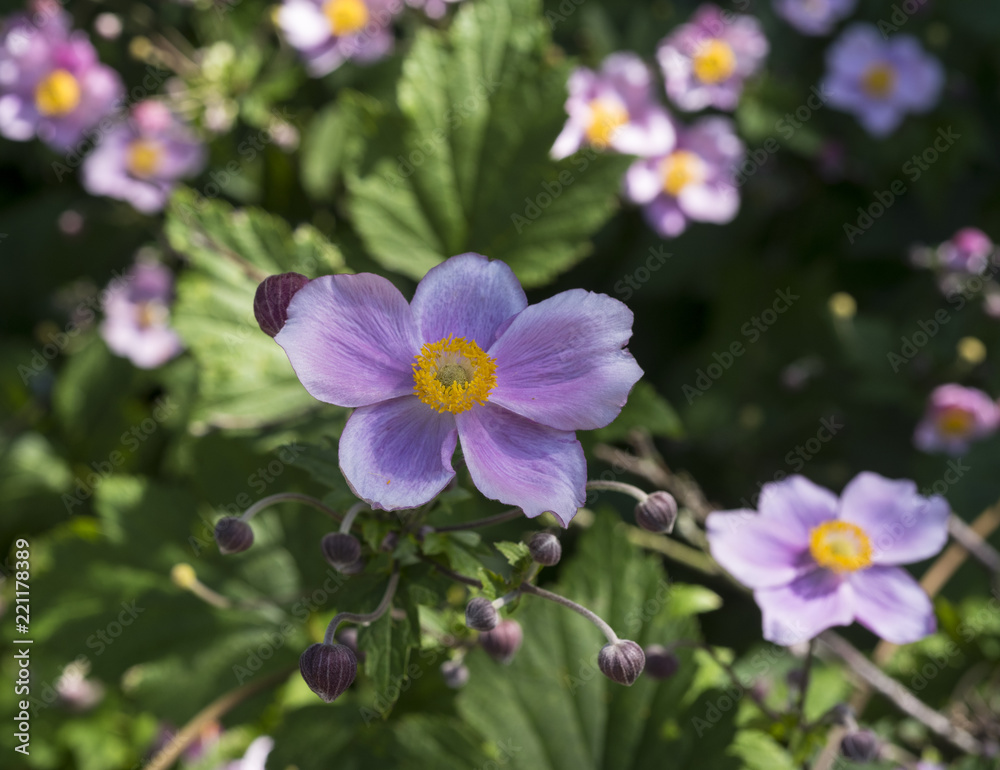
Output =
[{"x1": 2, "y1": 0, "x2": 1000, "y2": 768}]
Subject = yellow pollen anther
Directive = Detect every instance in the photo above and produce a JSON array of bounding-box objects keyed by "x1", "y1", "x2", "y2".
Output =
[
  {"x1": 412, "y1": 336, "x2": 497, "y2": 414},
  {"x1": 323, "y1": 0, "x2": 370, "y2": 35},
  {"x1": 126, "y1": 140, "x2": 163, "y2": 178},
  {"x1": 936, "y1": 407, "x2": 975, "y2": 438},
  {"x1": 35, "y1": 69, "x2": 81, "y2": 117},
  {"x1": 809, "y1": 521, "x2": 872, "y2": 573},
  {"x1": 693, "y1": 39, "x2": 737, "y2": 84},
  {"x1": 661, "y1": 150, "x2": 706, "y2": 196},
  {"x1": 862, "y1": 63, "x2": 896, "y2": 98},
  {"x1": 585, "y1": 99, "x2": 629, "y2": 148}
]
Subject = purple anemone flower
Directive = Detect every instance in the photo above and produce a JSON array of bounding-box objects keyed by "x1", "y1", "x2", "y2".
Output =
[
  {"x1": 657, "y1": 4, "x2": 768, "y2": 112},
  {"x1": 914, "y1": 384, "x2": 1000, "y2": 456},
  {"x1": 821, "y1": 23, "x2": 943, "y2": 137},
  {"x1": 773, "y1": 0, "x2": 857, "y2": 36},
  {"x1": 0, "y1": 3, "x2": 123, "y2": 150},
  {"x1": 707, "y1": 473, "x2": 949, "y2": 646},
  {"x1": 276, "y1": 0, "x2": 399, "y2": 77},
  {"x1": 551, "y1": 52, "x2": 675, "y2": 160},
  {"x1": 624, "y1": 116, "x2": 743, "y2": 238},
  {"x1": 937, "y1": 228, "x2": 994, "y2": 274},
  {"x1": 273, "y1": 253, "x2": 643, "y2": 524},
  {"x1": 101, "y1": 261, "x2": 183, "y2": 369},
  {"x1": 81, "y1": 101, "x2": 204, "y2": 213}
]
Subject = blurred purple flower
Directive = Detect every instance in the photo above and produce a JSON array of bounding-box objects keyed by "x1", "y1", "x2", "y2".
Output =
[
  {"x1": 707, "y1": 473, "x2": 948, "y2": 645},
  {"x1": 223, "y1": 736, "x2": 274, "y2": 770},
  {"x1": 624, "y1": 116, "x2": 743, "y2": 238},
  {"x1": 773, "y1": 0, "x2": 856, "y2": 36},
  {"x1": 404, "y1": 0, "x2": 463, "y2": 19},
  {"x1": 0, "y1": 2, "x2": 123, "y2": 150},
  {"x1": 822, "y1": 23, "x2": 943, "y2": 137},
  {"x1": 55, "y1": 660, "x2": 104, "y2": 712},
  {"x1": 273, "y1": 253, "x2": 643, "y2": 524},
  {"x1": 81, "y1": 100, "x2": 204, "y2": 213},
  {"x1": 277, "y1": 0, "x2": 399, "y2": 77},
  {"x1": 914, "y1": 384, "x2": 999, "y2": 455},
  {"x1": 101, "y1": 261, "x2": 183, "y2": 369},
  {"x1": 657, "y1": 4, "x2": 768, "y2": 112},
  {"x1": 551, "y1": 52, "x2": 675, "y2": 160},
  {"x1": 937, "y1": 227, "x2": 994, "y2": 274}
]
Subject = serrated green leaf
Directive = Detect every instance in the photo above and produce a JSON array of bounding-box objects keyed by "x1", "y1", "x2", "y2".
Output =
[
  {"x1": 728, "y1": 730, "x2": 798, "y2": 770},
  {"x1": 165, "y1": 191, "x2": 349, "y2": 431},
  {"x1": 347, "y1": 0, "x2": 630, "y2": 288},
  {"x1": 494, "y1": 540, "x2": 530, "y2": 566}
]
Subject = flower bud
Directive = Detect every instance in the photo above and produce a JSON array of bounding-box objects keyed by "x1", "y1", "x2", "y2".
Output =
[
  {"x1": 214, "y1": 517, "x2": 254, "y2": 554},
  {"x1": 598, "y1": 639, "x2": 645, "y2": 686},
  {"x1": 465, "y1": 597, "x2": 499, "y2": 631},
  {"x1": 322, "y1": 532, "x2": 362, "y2": 570},
  {"x1": 479, "y1": 619, "x2": 522, "y2": 664},
  {"x1": 170, "y1": 563, "x2": 197, "y2": 590},
  {"x1": 839, "y1": 730, "x2": 880, "y2": 763},
  {"x1": 635, "y1": 492, "x2": 678, "y2": 534},
  {"x1": 254, "y1": 272, "x2": 310, "y2": 337},
  {"x1": 527, "y1": 532, "x2": 561, "y2": 566},
  {"x1": 440, "y1": 660, "x2": 469, "y2": 689},
  {"x1": 643, "y1": 644, "x2": 679, "y2": 680},
  {"x1": 299, "y1": 643, "x2": 357, "y2": 703},
  {"x1": 380, "y1": 531, "x2": 399, "y2": 553},
  {"x1": 336, "y1": 628, "x2": 365, "y2": 662}
]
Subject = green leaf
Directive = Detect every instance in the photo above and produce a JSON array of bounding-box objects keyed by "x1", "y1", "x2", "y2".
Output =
[
  {"x1": 453, "y1": 511, "x2": 740, "y2": 770},
  {"x1": 347, "y1": 0, "x2": 630, "y2": 288},
  {"x1": 494, "y1": 540, "x2": 531, "y2": 566},
  {"x1": 358, "y1": 579, "x2": 422, "y2": 710},
  {"x1": 300, "y1": 92, "x2": 380, "y2": 200},
  {"x1": 728, "y1": 730, "x2": 798, "y2": 770},
  {"x1": 165, "y1": 190, "x2": 349, "y2": 432}
]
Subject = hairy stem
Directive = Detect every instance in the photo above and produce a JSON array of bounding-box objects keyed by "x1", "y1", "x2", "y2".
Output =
[
  {"x1": 323, "y1": 564, "x2": 400, "y2": 645},
  {"x1": 519, "y1": 582, "x2": 619, "y2": 644},
  {"x1": 240, "y1": 492, "x2": 341, "y2": 523}
]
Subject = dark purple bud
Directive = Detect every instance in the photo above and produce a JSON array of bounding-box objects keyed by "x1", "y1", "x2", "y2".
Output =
[
  {"x1": 465, "y1": 597, "x2": 499, "y2": 631},
  {"x1": 336, "y1": 627, "x2": 366, "y2": 663},
  {"x1": 380, "y1": 531, "x2": 399, "y2": 553},
  {"x1": 299, "y1": 643, "x2": 357, "y2": 703},
  {"x1": 214, "y1": 517, "x2": 254, "y2": 554},
  {"x1": 479, "y1": 619, "x2": 522, "y2": 664},
  {"x1": 254, "y1": 272, "x2": 309, "y2": 337},
  {"x1": 440, "y1": 659, "x2": 469, "y2": 689},
  {"x1": 599, "y1": 640, "x2": 645, "y2": 686},
  {"x1": 839, "y1": 730, "x2": 880, "y2": 763},
  {"x1": 635, "y1": 492, "x2": 678, "y2": 534},
  {"x1": 527, "y1": 532, "x2": 561, "y2": 566},
  {"x1": 416, "y1": 525, "x2": 433, "y2": 543},
  {"x1": 322, "y1": 532, "x2": 362, "y2": 571},
  {"x1": 643, "y1": 644, "x2": 679, "y2": 680}
]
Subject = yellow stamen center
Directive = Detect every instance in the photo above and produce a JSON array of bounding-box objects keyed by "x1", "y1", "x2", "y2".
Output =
[
  {"x1": 693, "y1": 39, "x2": 736, "y2": 84},
  {"x1": 585, "y1": 99, "x2": 629, "y2": 148},
  {"x1": 323, "y1": 0, "x2": 370, "y2": 35},
  {"x1": 809, "y1": 521, "x2": 872, "y2": 573},
  {"x1": 136, "y1": 301, "x2": 168, "y2": 329},
  {"x1": 661, "y1": 150, "x2": 706, "y2": 196},
  {"x1": 936, "y1": 407, "x2": 975, "y2": 438},
  {"x1": 862, "y1": 63, "x2": 896, "y2": 99},
  {"x1": 126, "y1": 140, "x2": 163, "y2": 178},
  {"x1": 412, "y1": 336, "x2": 497, "y2": 414},
  {"x1": 35, "y1": 69, "x2": 81, "y2": 117}
]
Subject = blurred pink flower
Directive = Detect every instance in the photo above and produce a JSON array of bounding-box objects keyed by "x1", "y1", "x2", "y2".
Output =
[
  {"x1": 101, "y1": 261, "x2": 183, "y2": 369},
  {"x1": 914, "y1": 384, "x2": 999, "y2": 455}
]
